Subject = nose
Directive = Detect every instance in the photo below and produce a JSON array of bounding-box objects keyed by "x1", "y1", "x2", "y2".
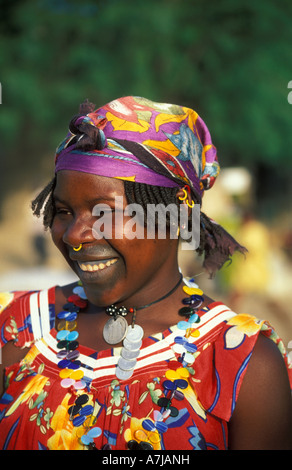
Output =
[{"x1": 62, "y1": 215, "x2": 97, "y2": 249}]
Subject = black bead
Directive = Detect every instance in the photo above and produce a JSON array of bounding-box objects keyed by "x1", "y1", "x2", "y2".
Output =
[
  {"x1": 68, "y1": 404, "x2": 82, "y2": 417},
  {"x1": 178, "y1": 306, "x2": 194, "y2": 317}
]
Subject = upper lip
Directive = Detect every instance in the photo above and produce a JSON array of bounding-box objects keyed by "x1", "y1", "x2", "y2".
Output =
[{"x1": 69, "y1": 247, "x2": 118, "y2": 263}]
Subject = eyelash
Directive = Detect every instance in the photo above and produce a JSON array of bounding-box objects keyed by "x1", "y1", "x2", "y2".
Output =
[
  {"x1": 55, "y1": 207, "x2": 72, "y2": 216},
  {"x1": 54, "y1": 208, "x2": 116, "y2": 217}
]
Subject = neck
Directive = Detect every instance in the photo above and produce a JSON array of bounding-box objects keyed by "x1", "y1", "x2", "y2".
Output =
[{"x1": 114, "y1": 268, "x2": 182, "y2": 311}]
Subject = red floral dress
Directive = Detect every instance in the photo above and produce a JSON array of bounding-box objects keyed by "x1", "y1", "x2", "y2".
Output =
[{"x1": 0, "y1": 287, "x2": 291, "y2": 450}]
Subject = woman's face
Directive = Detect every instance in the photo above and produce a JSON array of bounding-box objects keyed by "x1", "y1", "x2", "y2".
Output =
[{"x1": 51, "y1": 170, "x2": 179, "y2": 307}]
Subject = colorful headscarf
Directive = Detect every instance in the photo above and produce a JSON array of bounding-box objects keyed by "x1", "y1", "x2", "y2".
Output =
[{"x1": 55, "y1": 96, "x2": 220, "y2": 199}]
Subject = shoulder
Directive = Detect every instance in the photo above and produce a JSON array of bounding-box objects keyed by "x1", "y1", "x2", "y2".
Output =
[
  {"x1": 193, "y1": 307, "x2": 292, "y2": 421},
  {"x1": 0, "y1": 291, "x2": 20, "y2": 314},
  {"x1": 200, "y1": 306, "x2": 292, "y2": 449},
  {"x1": 228, "y1": 333, "x2": 292, "y2": 449},
  {"x1": 0, "y1": 290, "x2": 31, "y2": 347},
  {"x1": 0, "y1": 287, "x2": 57, "y2": 348}
]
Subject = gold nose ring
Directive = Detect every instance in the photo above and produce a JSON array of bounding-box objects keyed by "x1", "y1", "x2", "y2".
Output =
[{"x1": 73, "y1": 244, "x2": 83, "y2": 252}]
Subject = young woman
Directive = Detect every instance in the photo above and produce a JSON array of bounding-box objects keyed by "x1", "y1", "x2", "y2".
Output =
[{"x1": 0, "y1": 96, "x2": 291, "y2": 450}]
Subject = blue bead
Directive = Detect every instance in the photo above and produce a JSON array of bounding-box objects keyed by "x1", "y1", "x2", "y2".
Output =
[
  {"x1": 189, "y1": 313, "x2": 200, "y2": 324},
  {"x1": 182, "y1": 294, "x2": 203, "y2": 305},
  {"x1": 67, "y1": 331, "x2": 79, "y2": 341},
  {"x1": 80, "y1": 404, "x2": 94, "y2": 416},
  {"x1": 87, "y1": 427, "x2": 102, "y2": 438},
  {"x1": 72, "y1": 415, "x2": 87, "y2": 427},
  {"x1": 70, "y1": 360, "x2": 81, "y2": 370},
  {"x1": 162, "y1": 380, "x2": 177, "y2": 391},
  {"x1": 174, "y1": 379, "x2": 188, "y2": 389},
  {"x1": 63, "y1": 303, "x2": 80, "y2": 312},
  {"x1": 57, "y1": 311, "x2": 78, "y2": 321},
  {"x1": 155, "y1": 421, "x2": 168, "y2": 433},
  {"x1": 142, "y1": 419, "x2": 156, "y2": 431},
  {"x1": 182, "y1": 297, "x2": 193, "y2": 305},
  {"x1": 57, "y1": 359, "x2": 71, "y2": 369},
  {"x1": 177, "y1": 321, "x2": 189, "y2": 330},
  {"x1": 174, "y1": 336, "x2": 185, "y2": 345},
  {"x1": 56, "y1": 330, "x2": 69, "y2": 341},
  {"x1": 184, "y1": 343, "x2": 197, "y2": 353},
  {"x1": 81, "y1": 434, "x2": 93, "y2": 446}
]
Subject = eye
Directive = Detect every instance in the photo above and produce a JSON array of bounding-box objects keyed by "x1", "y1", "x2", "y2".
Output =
[{"x1": 55, "y1": 205, "x2": 73, "y2": 216}]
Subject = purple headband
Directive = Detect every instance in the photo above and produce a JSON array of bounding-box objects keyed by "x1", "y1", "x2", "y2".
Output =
[{"x1": 55, "y1": 96, "x2": 220, "y2": 198}]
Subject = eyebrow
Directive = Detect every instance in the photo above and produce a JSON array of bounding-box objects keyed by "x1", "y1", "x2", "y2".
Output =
[{"x1": 53, "y1": 194, "x2": 117, "y2": 205}]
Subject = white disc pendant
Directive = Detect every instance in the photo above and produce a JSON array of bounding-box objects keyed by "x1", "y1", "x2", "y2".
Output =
[
  {"x1": 121, "y1": 348, "x2": 140, "y2": 360},
  {"x1": 103, "y1": 316, "x2": 128, "y2": 345},
  {"x1": 115, "y1": 367, "x2": 134, "y2": 381},
  {"x1": 125, "y1": 324, "x2": 144, "y2": 342},
  {"x1": 123, "y1": 338, "x2": 142, "y2": 351}
]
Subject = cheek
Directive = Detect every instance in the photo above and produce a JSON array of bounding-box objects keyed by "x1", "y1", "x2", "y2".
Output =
[
  {"x1": 50, "y1": 220, "x2": 68, "y2": 257},
  {"x1": 50, "y1": 219, "x2": 62, "y2": 246},
  {"x1": 120, "y1": 237, "x2": 169, "y2": 274}
]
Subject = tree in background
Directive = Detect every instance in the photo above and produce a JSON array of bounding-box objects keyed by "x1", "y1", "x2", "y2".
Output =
[{"x1": 0, "y1": 0, "x2": 291, "y2": 217}]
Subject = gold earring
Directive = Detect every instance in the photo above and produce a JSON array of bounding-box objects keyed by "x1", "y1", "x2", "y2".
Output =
[
  {"x1": 178, "y1": 188, "x2": 188, "y2": 201},
  {"x1": 73, "y1": 244, "x2": 83, "y2": 252},
  {"x1": 186, "y1": 200, "x2": 195, "y2": 208}
]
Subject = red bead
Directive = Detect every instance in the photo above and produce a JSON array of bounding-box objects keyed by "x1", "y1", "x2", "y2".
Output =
[
  {"x1": 168, "y1": 361, "x2": 180, "y2": 370},
  {"x1": 67, "y1": 294, "x2": 87, "y2": 309}
]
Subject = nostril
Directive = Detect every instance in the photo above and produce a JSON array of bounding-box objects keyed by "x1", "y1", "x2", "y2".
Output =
[{"x1": 62, "y1": 219, "x2": 98, "y2": 248}]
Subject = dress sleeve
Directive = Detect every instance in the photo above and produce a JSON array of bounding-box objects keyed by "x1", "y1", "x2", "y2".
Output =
[
  {"x1": 192, "y1": 314, "x2": 292, "y2": 422},
  {"x1": 0, "y1": 291, "x2": 35, "y2": 348}
]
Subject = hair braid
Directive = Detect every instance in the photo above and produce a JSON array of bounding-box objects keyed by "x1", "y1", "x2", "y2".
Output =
[{"x1": 31, "y1": 177, "x2": 56, "y2": 229}]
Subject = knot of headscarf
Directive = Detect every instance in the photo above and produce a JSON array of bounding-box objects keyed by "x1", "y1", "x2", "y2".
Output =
[{"x1": 55, "y1": 96, "x2": 220, "y2": 200}]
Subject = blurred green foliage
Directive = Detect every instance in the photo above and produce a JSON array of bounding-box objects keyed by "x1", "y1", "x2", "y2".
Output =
[{"x1": 0, "y1": 0, "x2": 292, "y2": 215}]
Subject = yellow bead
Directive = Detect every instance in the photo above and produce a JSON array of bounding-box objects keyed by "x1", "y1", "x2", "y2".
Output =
[
  {"x1": 165, "y1": 369, "x2": 179, "y2": 380},
  {"x1": 148, "y1": 431, "x2": 161, "y2": 444},
  {"x1": 70, "y1": 370, "x2": 84, "y2": 380},
  {"x1": 183, "y1": 286, "x2": 203, "y2": 296},
  {"x1": 176, "y1": 367, "x2": 190, "y2": 378},
  {"x1": 76, "y1": 427, "x2": 86, "y2": 438},
  {"x1": 59, "y1": 369, "x2": 72, "y2": 379},
  {"x1": 57, "y1": 320, "x2": 77, "y2": 331},
  {"x1": 190, "y1": 329, "x2": 200, "y2": 338},
  {"x1": 185, "y1": 328, "x2": 192, "y2": 338},
  {"x1": 134, "y1": 429, "x2": 147, "y2": 442}
]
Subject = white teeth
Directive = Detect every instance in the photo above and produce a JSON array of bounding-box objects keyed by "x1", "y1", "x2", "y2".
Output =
[{"x1": 78, "y1": 259, "x2": 117, "y2": 272}]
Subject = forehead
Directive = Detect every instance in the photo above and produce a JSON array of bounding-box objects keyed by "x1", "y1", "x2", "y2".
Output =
[{"x1": 54, "y1": 170, "x2": 125, "y2": 202}]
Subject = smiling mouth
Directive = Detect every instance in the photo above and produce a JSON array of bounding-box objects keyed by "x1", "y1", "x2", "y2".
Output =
[{"x1": 77, "y1": 258, "x2": 118, "y2": 272}]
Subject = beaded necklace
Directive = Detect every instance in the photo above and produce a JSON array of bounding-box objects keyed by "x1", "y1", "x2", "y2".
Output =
[{"x1": 55, "y1": 278, "x2": 203, "y2": 450}]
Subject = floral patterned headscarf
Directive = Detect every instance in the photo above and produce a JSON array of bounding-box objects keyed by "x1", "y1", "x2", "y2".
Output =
[{"x1": 55, "y1": 96, "x2": 220, "y2": 200}]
